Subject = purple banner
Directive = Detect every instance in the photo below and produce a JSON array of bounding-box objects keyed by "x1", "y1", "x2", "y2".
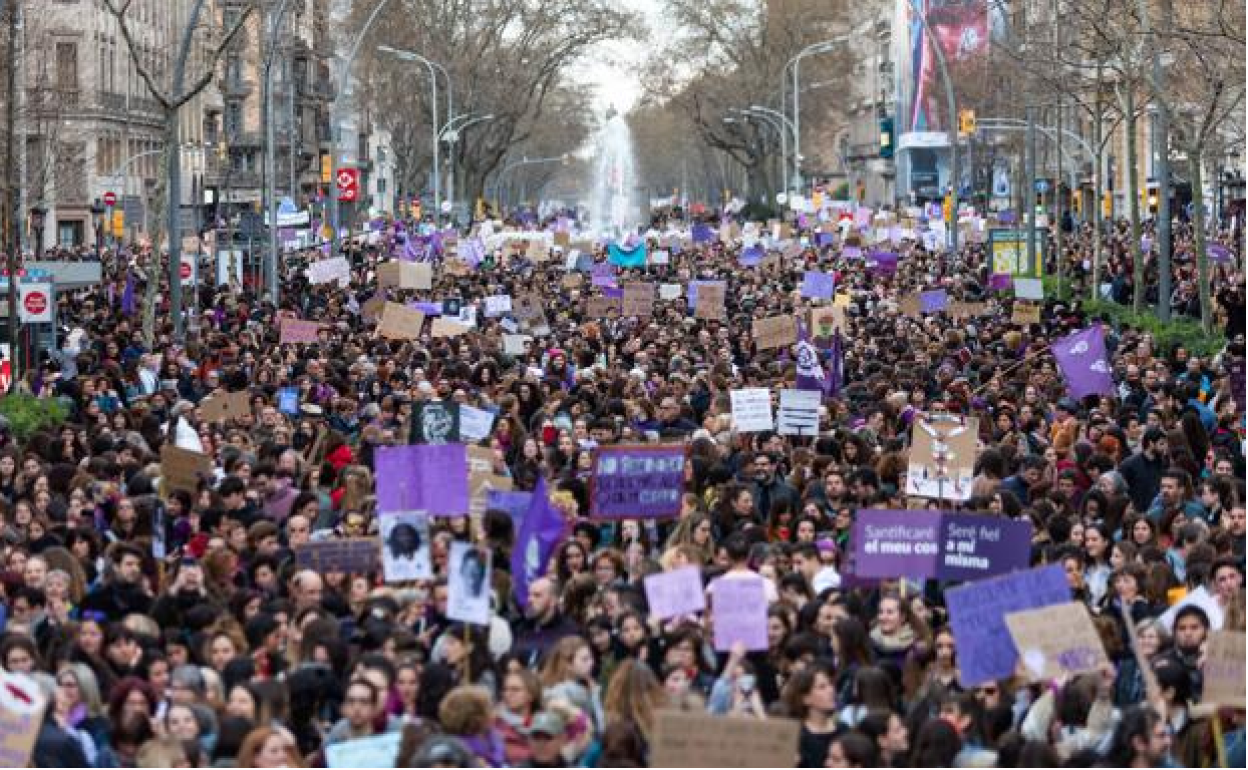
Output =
[
  {"x1": 850, "y1": 510, "x2": 1033, "y2": 582},
  {"x1": 801, "y1": 271, "x2": 836, "y2": 300},
  {"x1": 486, "y1": 490, "x2": 533, "y2": 525},
  {"x1": 920, "y1": 289, "x2": 948, "y2": 313},
  {"x1": 1052, "y1": 325, "x2": 1115, "y2": 399},
  {"x1": 815, "y1": 231, "x2": 835, "y2": 247},
  {"x1": 590, "y1": 445, "x2": 685, "y2": 519},
  {"x1": 946, "y1": 565, "x2": 1071, "y2": 687},
  {"x1": 374, "y1": 444, "x2": 469, "y2": 516}
]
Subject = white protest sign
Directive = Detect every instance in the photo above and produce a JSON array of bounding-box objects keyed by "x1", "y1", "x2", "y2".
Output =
[
  {"x1": 379, "y1": 512, "x2": 432, "y2": 583},
  {"x1": 459, "y1": 405, "x2": 496, "y2": 443},
  {"x1": 1014, "y1": 277, "x2": 1044, "y2": 300},
  {"x1": 644, "y1": 566, "x2": 706, "y2": 620},
  {"x1": 659, "y1": 283, "x2": 683, "y2": 301},
  {"x1": 502, "y1": 334, "x2": 530, "y2": 356},
  {"x1": 730, "y1": 388, "x2": 774, "y2": 432},
  {"x1": 484, "y1": 294, "x2": 513, "y2": 317},
  {"x1": 447, "y1": 541, "x2": 492, "y2": 625},
  {"x1": 777, "y1": 389, "x2": 820, "y2": 436},
  {"x1": 308, "y1": 256, "x2": 351, "y2": 286}
]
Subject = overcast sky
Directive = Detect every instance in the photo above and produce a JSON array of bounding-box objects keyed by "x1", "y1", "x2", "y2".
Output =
[{"x1": 568, "y1": 0, "x2": 667, "y2": 115}]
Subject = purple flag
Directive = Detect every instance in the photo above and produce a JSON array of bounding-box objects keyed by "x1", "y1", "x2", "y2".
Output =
[
  {"x1": 1051, "y1": 325, "x2": 1115, "y2": 399},
  {"x1": 1208, "y1": 243, "x2": 1233, "y2": 263},
  {"x1": 739, "y1": 245, "x2": 764, "y2": 266},
  {"x1": 691, "y1": 222, "x2": 714, "y2": 244},
  {"x1": 988, "y1": 273, "x2": 1012, "y2": 291},
  {"x1": 121, "y1": 268, "x2": 136, "y2": 316},
  {"x1": 868, "y1": 250, "x2": 898, "y2": 275},
  {"x1": 815, "y1": 231, "x2": 835, "y2": 247},
  {"x1": 511, "y1": 477, "x2": 567, "y2": 609},
  {"x1": 794, "y1": 320, "x2": 827, "y2": 393}
]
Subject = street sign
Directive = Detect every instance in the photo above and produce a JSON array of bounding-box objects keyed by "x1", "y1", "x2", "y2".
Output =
[
  {"x1": 102, "y1": 191, "x2": 117, "y2": 207},
  {"x1": 336, "y1": 168, "x2": 360, "y2": 202},
  {"x1": 18, "y1": 283, "x2": 53, "y2": 323}
]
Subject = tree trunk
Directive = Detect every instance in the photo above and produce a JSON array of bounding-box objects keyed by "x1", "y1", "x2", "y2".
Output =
[
  {"x1": 1188, "y1": 148, "x2": 1214, "y2": 334},
  {"x1": 1124, "y1": 88, "x2": 1143, "y2": 312},
  {"x1": 1091, "y1": 71, "x2": 1104, "y2": 300},
  {"x1": 142, "y1": 138, "x2": 173, "y2": 347}
]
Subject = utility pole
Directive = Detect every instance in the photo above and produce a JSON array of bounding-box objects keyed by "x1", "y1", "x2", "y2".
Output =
[
  {"x1": 1053, "y1": 0, "x2": 1063, "y2": 294},
  {"x1": 1026, "y1": 104, "x2": 1037, "y2": 276},
  {"x1": 4, "y1": 0, "x2": 19, "y2": 382}
]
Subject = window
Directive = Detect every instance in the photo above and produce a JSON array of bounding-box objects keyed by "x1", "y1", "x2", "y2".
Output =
[
  {"x1": 225, "y1": 101, "x2": 242, "y2": 137},
  {"x1": 56, "y1": 42, "x2": 78, "y2": 92}
]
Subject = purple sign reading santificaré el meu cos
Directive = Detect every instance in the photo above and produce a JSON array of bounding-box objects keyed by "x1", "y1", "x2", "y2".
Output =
[
  {"x1": 850, "y1": 509, "x2": 1033, "y2": 582},
  {"x1": 590, "y1": 445, "x2": 685, "y2": 519}
]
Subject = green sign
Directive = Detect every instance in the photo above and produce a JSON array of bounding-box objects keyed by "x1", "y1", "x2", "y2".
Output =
[{"x1": 989, "y1": 229, "x2": 1042, "y2": 278}]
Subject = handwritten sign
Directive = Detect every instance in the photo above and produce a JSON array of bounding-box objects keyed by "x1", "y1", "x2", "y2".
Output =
[
  {"x1": 1012, "y1": 303, "x2": 1041, "y2": 325},
  {"x1": 326, "y1": 731, "x2": 402, "y2": 769},
  {"x1": 730, "y1": 388, "x2": 773, "y2": 432},
  {"x1": 752, "y1": 315, "x2": 797, "y2": 350},
  {"x1": 160, "y1": 445, "x2": 213, "y2": 497},
  {"x1": 0, "y1": 670, "x2": 46, "y2": 769},
  {"x1": 694, "y1": 282, "x2": 726, "y2": 319},
  {"x1": 200, "y1": 390, "x2": 251, "y2": 424},
  {"x1": 586, "y1": 295, "x2": 621, "y2": 317},
  {"x1": 431, "y1": 317, "x2": 470, "y2": 338},
  {"x1": 294, "y1": 538, "x2": 381, "y2": 574},
  {"x1": 1203, "y1": 631, "x2": 1246, "y2": 708},
  {"x1": 621, "y1": 282, "x2": 655, "y2": 317},
  {"x1": 907, "y1": 414, "x2": 979, "y2": 501},
  {"x1": 946, "y1": 565, "x2": 1072, "y2": 687},
  {"x1": 659, "y1": 283, "x2": 683, "y2": 300},
  {"x1": 307, "y1": 256, "x2": 351, "y2": 285},
  {"x1": 484, "y1": 294, "x2": 513, "y2": 317},
  {"x1": 800, "y1": 271, "x2": 835, "y2": 300},
  {"x1": 590, "y1": 444, "x2": 685, "y2": 519},
  {"x1": 1005, "y1": 602, "x2": 1109, "y2": 681},
  {"x1": 279, "y1": 318, "x2": 320, "y2": 344},
  {"x1": 377, "y1": 303, "x2": 426, "y2": 340},
  {"x1": 644, "y1": 566, "x2": 706, "y2": 620},
  {"x1": 777, "y1": 389, "x2": 820, "y2": 435},
  {"x1": 459, "y1": 405, "x2": 496, "y2": 443},
  {"x1": 712, "y1": 577, "x2": 768, "y2": 651},
  {"x1": 652, "y1": 711, "x2": 799, "y2": 769}
]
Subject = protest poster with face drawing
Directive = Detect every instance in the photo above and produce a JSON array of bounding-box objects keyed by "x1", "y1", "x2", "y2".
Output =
[{"x1": 380, "y1": 512, "x2": 432, "y2": 583}]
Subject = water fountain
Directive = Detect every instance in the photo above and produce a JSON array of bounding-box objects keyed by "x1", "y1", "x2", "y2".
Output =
[{"x1": 587, "y1": 109, "x2": 639, "y2": 238}]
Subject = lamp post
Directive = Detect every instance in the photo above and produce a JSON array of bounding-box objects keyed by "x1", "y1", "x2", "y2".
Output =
[
  {"x1": 378, "y1": 45, "x2": 454, "y2": 220},
  {"x1": 29, "y1": 205, "x2": 46, "y2": 259},
  {"x1": 89, "y1": 199, "x2": 106, "y2": 260},
  {"x1": 440, "y1": 112, "x2": 494, "y2": 220},
  {"x1": 784, "y1": 34, "x2": 853, "y2": 192}
]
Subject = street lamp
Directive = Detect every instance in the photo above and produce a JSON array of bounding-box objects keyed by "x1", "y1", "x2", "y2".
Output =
[
  {"x1": 378, "y1": 45, "x2": 454, "y2": 220},
  {"x1": 440, "y1": 112, "x2": 494, "y2": 218},
  {"x1": 89, "y1": 199, "x2": 106, "y2": 260},
  {"x1": 29, "y1": 205, "x2": 46, "y2": 259}
]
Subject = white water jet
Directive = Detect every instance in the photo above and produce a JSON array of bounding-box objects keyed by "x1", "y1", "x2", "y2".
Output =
[{"x1": 587, "y1": 112, "x2": 639, "y2": 238}]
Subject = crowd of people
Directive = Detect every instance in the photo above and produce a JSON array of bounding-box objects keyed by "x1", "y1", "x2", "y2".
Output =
[{"x1": 0, "y1": 203, "x2": 1243, "y2": 769}]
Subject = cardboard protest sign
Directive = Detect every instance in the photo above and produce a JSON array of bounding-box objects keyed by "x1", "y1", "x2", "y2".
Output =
[
  {"x1": 586, "y1": 295, "x2": 621, "y2": 317},
  {"x1": 946, "y1": 564, "x2": 1072, "y2": 686},
  {"x1": 159, "y1": 444, "x2": 213, "y2": 497},
  {"x1": 374, "y1": 444, "x2": 469, "y2": 516},
  {"x1": 652, "y1": 710, "x2": 800, "y2": 769},
  {"x1": 777, "y1": 389, "x2": 820, "y2": 436},
  {"x1": 553, "y1": 230, "x2": 571, "y2": 247},
  {"x1": 644, "y1": 566, "x2": 706, "y2": 620},
  {"x1": 1012, "y1": 303, "x2": 1041, "y2": 325},
  {"x1": 307, "y1": 256, "x2": 351, "y2": 285},
  {"x1": 731, "y1": 388, "x2": 774, "y2": 432},
  {"x1": 513, "y1": 292, "x2": 543, "y2": 319},
  {"x1": 712, "y1": 576, "x2": 769, "y2": 651},
  {"x1": 0, "y1": 670, "x2": 46, "y2": 768},
  {"x1": 810, "y1": 305, "x2": 844, "y2": 340},
  {"x1": 377, "y1": 303, "x2": 426, "y2": 340},
  {"x1": 752, "y1": 315, "x2": 798, "y2": 350},
  {"x1": 325, "y1": 730, "x2": 402, "y2": 769},
  {"x1": 200, "y1": 390, "x2": 251, "y2": 423},
  {"x1": 459, "y1": 404, "x2": 496, "y2": 443},
  {"x1": 1005, "y1": 602, "x2": 1110, "y2": 681},
  {"x1": 850, "y1": 509, "x2": 1032, "y2": 582},
  {"x1": 1203, "y1": 631, "x2": 1246, "y2": 708},
  {"x1": 361, "y1": 295, "x2": 386, "y2": 321},
  {"x1": 898, "y1": 294, "x2": 922, "y2": 317},
  {"x1": 431, "y1": 317, "x2": 470, "y2": 338},
  {"x1": 621, "y1": 282, "x2": 655, "y2": 317},
  {"x1": 907, "y1": 414, "x2": 979, "y2": 501},
  {"x1": 376, "y1": 262, "x2": 401, "y2": 289},
  {"x1": 294, "y1": 538, "x2": 381, "y2": 574},
  {"x1": 279, "y1": 318, "x2": 320, "y2": 344},
  {"x1": 948, "y1": 300, "x2": 987, "y2": 319},
  {"x1": 590, "y1": 444, "x2": 685, "y2": 519},
  {"x1": 379, "y1": 512, "x2": 433, "y2": 583},
  {"x1": 694, "y1": 282, "x2": 726, "y2": 319},
  {"x1": 447, "y1": 541, "x2": 492, "y2": 625}
]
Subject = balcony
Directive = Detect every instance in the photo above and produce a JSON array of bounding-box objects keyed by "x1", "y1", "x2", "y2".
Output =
[{"x1": 224, "y1": 78, "x2": 253, "y2": 98}]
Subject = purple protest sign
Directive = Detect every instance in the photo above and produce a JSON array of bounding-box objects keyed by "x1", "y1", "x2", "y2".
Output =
[
  {"x1": 946, "y1": 565, "x2": 1071, "y2": 686},
  {"x1": 374, "y1": 445, "x2": 469, "y2": 517},
  {"x1": 801, "y1": 271, "x2": 836, "y2": 300},
  {"x1": 486, "y1": 490, "x2": 533, "y2": 525},
  {"x1": 815, "y1": 231, "x2": 835, "y2": 247},
  {"x1": 590, "y1": 444, "x2": 685, "y2": 519},
  {"x1": 691, "y1": 222, "x2": 714, "y2": 244},
  {"x1": 1209, "y1": 243, "x2": 1233, "y2": 263},
  {"x1": 711, "y1": 576, "x2": 769, "y2": 651},
  {"x1": 739, "y1": 245, "x2": 764, "y2": 266},
  {"x1": 1052, "y1": 325, "x2": 1115, "y2": 399},
  {"x1": 644, "y1": 566, "x2": 706, "y2": 620},
  {"x1": 851, "y1": 510, "x2": 1034, "y2": 582},
  {"x1": 411, "y1": 301, "x2": 443, "y2": 316},
  {"x1": 997, "y1": 210, "x2": 1017, "y2": 224},
  {"x1": 920, "y1": 289, "x2": 948, "y2": 313},
  {"x1": 842, "y1": 245, "x2": 862, "y2": 259},
  {"x1": 988, "y1": 273, "x2": 1013, "y2": 291},
  {"x1": 869, "y1": 250, "x2": 899, "y2": 274},
  {"x1": 602, "y1": 286, "x2": 623, "y2": 299},
  {"x1": 591, "y1": 263, "x2": 617, "y2": 288}
]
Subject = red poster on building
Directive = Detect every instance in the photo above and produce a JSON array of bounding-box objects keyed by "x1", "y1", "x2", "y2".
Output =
[{"x1": 336, "y1": 168, "x2": 360, "y2": 202}]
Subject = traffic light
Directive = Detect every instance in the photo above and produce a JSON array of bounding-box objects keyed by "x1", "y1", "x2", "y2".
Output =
[
  {"x1": 1072, "y1": 189, "x2": 1082, "y2": 216},
  {"x1": 958, "y1": 109, "x2": 977, "y2": 137},
  {"x1": 879, "y1": 117, "x2": 894, "y2": 158}
]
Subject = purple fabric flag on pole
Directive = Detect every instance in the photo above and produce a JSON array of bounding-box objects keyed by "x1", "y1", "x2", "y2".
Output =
[
  {"x1": 794, "y1": 320, "x2": 827, "y2": 393},
  {"x1": 511, "y1": 477, "x2": 567, "y2": 609},
  {"x1": 1051, "y1": 325, "x2": 1115, "y2": 399},
  {"x1": 1208, "y1": 243, "x2": 1233, "y2": 263},
  {"x1": 121, "y1": 268, "x2": 136, "y2": 316}
]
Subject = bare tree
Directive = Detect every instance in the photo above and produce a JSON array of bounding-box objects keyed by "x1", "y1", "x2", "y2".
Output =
[
  {"x1": 352, "y1": 0, "x2": 637, "y2": 207},
  {"x1": 102, "y1": 0, "x2": 254, "y2": 343}
]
